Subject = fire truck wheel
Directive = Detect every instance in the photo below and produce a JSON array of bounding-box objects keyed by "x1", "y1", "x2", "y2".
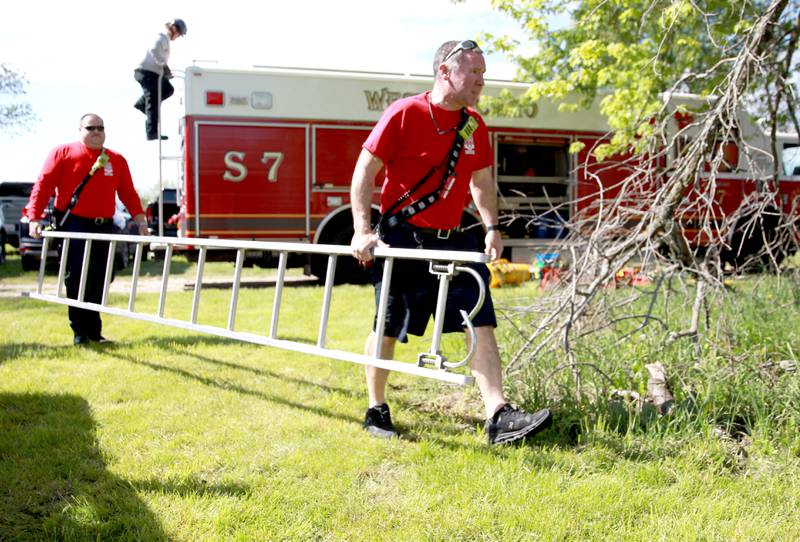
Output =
[
  {"x1": 458, "y1": 211, "x2": 486, "y2": 253},
  {"x1": 309, "y1": 211, "x2": 486, "y2": 283},
  {"x1": 21, "y1": 254, "x2": 38, "y2": 272},
  {"x1": 722, "y1": 207, "x2": 785, "y2": 272},
  {"x1": 310, "y1": 223, "x2": 371, "y2": 285}
]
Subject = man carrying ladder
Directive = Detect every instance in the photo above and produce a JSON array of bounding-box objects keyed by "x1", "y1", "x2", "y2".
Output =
[{"x1": 350, "y1": 39, "x2": 553, "y2": 445}]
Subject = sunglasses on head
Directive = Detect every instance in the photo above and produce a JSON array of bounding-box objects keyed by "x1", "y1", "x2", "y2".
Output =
[
  {"x1": 442, "y1": 40, "x2": 482, "y2": 63},
  {"x1": 83, "y1": 125, "x2": 105, "y2": 132}
]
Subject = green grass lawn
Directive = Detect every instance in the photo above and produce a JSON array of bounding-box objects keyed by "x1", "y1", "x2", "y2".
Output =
[{"x1": 2, "y1": 259, "x2": 800, "y2": 541}]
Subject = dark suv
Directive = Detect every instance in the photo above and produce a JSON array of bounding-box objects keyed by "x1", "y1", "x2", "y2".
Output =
[
  {"x1": 0, "y1": 205, "x2": 5, "y2": 263},
  {"x1": 0, "y1": 181, "x2": 34, "y2": 248},
  {"x1": 146, "y1": 189, "x2": 180, "y2": 237}
]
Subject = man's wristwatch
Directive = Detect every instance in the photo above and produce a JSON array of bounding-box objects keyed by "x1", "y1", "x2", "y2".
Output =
[{"x1": 486, "y1": 224, "x2": 500, "y2": 232}]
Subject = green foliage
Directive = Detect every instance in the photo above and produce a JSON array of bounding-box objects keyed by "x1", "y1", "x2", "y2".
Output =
[
  {"x1": 480, "y1": 0, "x2": 793, "y2": 157},
  {"x1": 0, "y1": 63, "x2": 35, "y2": 132}
]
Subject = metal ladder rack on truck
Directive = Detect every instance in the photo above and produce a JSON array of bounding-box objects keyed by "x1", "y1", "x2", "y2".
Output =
[{"x1": 175, "y1": 65, "x2": 800, "y2": 281}]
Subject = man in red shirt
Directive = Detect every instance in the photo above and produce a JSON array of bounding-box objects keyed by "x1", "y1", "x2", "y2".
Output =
[
  {"x1": 27, "y1": 113, "x2": 149, "y2": 345},
  {"x1": 350, "y1": 41, "x2": 552, "y2": 445}
]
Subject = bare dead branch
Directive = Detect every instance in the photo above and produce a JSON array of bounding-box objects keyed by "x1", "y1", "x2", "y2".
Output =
[{"x1": 501, "y1": 0, "x2": 796, "y2": 401}]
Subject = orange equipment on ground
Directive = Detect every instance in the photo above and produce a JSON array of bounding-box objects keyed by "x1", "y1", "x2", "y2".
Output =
[
  {"x1": 487, "y1": 252, "x2": 563, "y2": 289},
  {"x1": 487, "y1": 259, "x2": 532, "y2": 288}
]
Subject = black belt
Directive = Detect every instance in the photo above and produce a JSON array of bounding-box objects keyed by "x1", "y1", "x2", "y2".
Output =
[
  {"x1": 407, "y1": 224, "x2": 460, "y2": 240},
  {"x1": 65, "y1": 214, "x2": 113, "y2": 226}
]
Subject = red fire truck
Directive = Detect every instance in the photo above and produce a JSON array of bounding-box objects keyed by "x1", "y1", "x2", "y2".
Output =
[{"x1": 176, "y1": 65, "x2": 799, "y2": 279}]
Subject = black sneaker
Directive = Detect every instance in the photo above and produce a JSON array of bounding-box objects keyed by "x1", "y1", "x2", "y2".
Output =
[
  {"x1": 73, "y1": 335, "x2": 89, "y2": 346},
  {"x1": 364, "y1": 403, "x2": 398, "y2": 439},
  {"x1": 485, "y1": 404, "x2": 552, "y2": 445}
]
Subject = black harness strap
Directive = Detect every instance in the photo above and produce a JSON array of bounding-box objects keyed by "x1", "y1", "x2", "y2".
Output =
[{"x1": 379, "y1": 109, "x2": 478, "y2": 231}]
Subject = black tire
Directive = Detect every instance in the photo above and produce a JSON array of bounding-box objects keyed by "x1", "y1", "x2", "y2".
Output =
[
  {"x1": 310, "y1": 221, "x2": 372, "y2": 285},
  {"x1": 310, "y1": 210, "x2": 379, "y2": 285},
  {"x1": 722, "y1": 207, "x2": 785, "y2": 272},
  {"x1": 310, "y1": 210, "x2": 488, "y2": 284},
  {"x1": 459, "y1": 211, "x2": 485, "y2": 252},
  {"x1": 21, "y1": 254, "x2": 38, "y2": 272},
  {"x1": 310, "y1": 210, "x2": 486, "y2": 284},
  {"x1": 114, "y1": 244, "x2": 129, "y2": 272}
]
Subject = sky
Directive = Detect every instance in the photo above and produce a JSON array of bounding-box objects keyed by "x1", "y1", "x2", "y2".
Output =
[{"x1": 0, "y1": 0, "x2": 526, "y2": 202}]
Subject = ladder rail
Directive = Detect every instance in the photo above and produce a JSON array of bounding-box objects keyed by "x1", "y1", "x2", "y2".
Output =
[
  {"x1": 101, "y1": 240, "x2": 116, "y2": 307},
  {"x1": 128, "y1": 242, "x2": 143, "y2": 312},
  {"x1": 37, "y1": 236, "x2": 50, "y2": 295},
  {"x1": 373, "y1": 257, "x2": 394, "y2": 357},
  {"x1": 228, "y1": 248, "x2": 245, "y2": 330},
  {"x1": 317, "y1": 254, "x2": 337, "y2": 348},
  {"x1": 429, "y1": 264, "x2": 453, "y2": 364},
  {"x1": 269, "y1": 251, "x2": 288, "y2": 338},
  {"x1": 77, "y1": 239, "x2": 92, "y2": 302},
  {"x1": 35, "y1": 231, "x2": 489, "y2": 264},
  {"x1": 56, "y1": 239, "x2": 69, "y2": 298},
  {"x1": 157, "y1": 244, "x2": 173, "y2": 318},
  {"x1": 190, "y1": 246, "x2": 207, "y2": 324}
]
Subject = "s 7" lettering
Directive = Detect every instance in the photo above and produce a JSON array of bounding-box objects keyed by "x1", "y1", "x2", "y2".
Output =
[{"x1": 260, "y1": 152, "x2": 284, "y2": 183}]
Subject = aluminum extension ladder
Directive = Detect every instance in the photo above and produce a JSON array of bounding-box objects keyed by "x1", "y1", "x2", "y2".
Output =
[{"x1": 24, "y1": 231, "x2": 490, "y2": 385}]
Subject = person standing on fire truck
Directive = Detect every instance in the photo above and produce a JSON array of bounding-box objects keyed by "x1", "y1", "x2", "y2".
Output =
[
  {"x1": 350, "y1": 40, "x2": 553, "y2": 445},
  {"x1": 26, "y1": 114, "x2": 149, "y2": 346},
  {"x1": 134, "y1": 18, "x2": 187, "y2": 141}
]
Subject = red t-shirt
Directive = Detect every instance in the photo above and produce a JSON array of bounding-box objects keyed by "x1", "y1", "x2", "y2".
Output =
[
  {"x1": 27, "y1": 142, "x2": 144, "y2": 220},
  {"x1": 364, "y1": 92, "x2": 492, "y2": 230}
]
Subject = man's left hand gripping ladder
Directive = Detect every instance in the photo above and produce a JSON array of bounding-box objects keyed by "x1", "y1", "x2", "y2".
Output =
[{"x1": 24, "y1": 231, "x2": 490, "y2": 385}]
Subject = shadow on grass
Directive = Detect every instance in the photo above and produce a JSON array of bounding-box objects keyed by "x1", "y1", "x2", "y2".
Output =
[
  {"x1": 387, "y1": 392, "x2": 653, "y2": 460},
  {"x1": 0, "y1": 334, "x2": 359, "y2": 399},
  {"x1": 137, "y1": 334, "x2": 361, "y2": 399},
  {"x1": 0, "y1": 392, "x2": 169, "y2": 541},
  {"x1": 104, "y1": 342, "x2": 363, "y2": 427},
  {"x1": 121, "y1": 336, "x2": 578, "y2": 457},
  {"x1": 388, "y1": 403, "x2": 564, "y2": 461},
  {"x1": 0, "y1": 339, "x2": 575, "y2": 460},
  {"x1": 0, "y1": 342, "x2": 75, "y2": 368},
  {"x1": 129, "y1": 477, "x2": 249, "y2": 498}
]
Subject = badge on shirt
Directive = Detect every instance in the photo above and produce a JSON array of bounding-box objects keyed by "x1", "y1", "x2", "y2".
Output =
[
  {"x1": 464, "y1": 136, "x2": 476, "y2": 155},
  {"x1": 104, "y1": 161, "x2": 114, "y2": 176}
]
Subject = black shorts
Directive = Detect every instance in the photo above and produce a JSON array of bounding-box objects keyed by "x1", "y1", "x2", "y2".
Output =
[{"x1": 371, "y1": 223, "x2": 497, "y2": 343}]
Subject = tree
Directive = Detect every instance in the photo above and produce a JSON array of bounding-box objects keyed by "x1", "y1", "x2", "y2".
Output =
[
  {"x1": 473, "y1": 1, "x2": 800, "y2": 396},
  {"x1": 482, "y1": 0, "x2": 798, "y2": 156},
  {"x1": 0, "y1": 63, "x2": 36, "y2": 132}
]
